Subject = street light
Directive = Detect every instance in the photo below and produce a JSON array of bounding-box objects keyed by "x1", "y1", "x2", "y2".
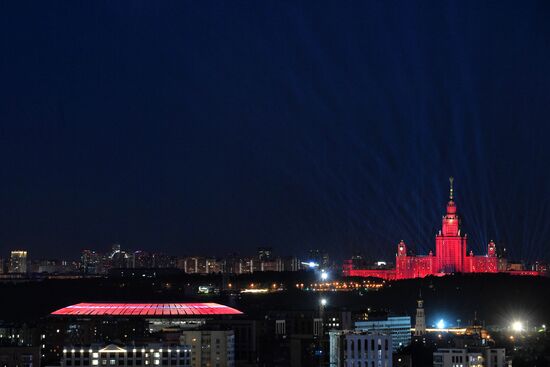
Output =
[
  {"x1": 320, "y1": 298, "x2": 327, "y2": 307},
  {"x1": 511, "y1": 321, "x2": 524, "y2": 332},
  {"x1": 320, "y1": 270, "x2": 328, "y2": 281}
]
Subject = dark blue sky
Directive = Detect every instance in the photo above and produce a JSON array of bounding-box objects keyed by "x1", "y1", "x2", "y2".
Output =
[{"x1": 1, "y1": 1, "x2": 550, "y2": 261}]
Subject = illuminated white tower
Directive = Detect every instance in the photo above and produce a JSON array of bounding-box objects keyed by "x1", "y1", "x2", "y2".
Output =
[{"x1": 414, "y1": 291, "x2": 426, "y2": 336}]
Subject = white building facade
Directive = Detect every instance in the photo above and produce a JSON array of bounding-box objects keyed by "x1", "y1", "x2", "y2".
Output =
[
  {"x1": 329, "y1": 331, "x2": 393, "y2": 367},
  {"x1": 61, "y1": 344, "x2": 191, "y2": 367},
  {"x1": 433, "y1": 348, "x2": 507, "y2": 367}
]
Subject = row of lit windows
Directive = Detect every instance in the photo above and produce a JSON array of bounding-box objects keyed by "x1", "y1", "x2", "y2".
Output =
[
  {"x1": 63, "y1": 349, "x2": 191, "y2": 355},
  {"x1": 64, "y1": 355, "x2": 190, "y2": 361},
  {"x1": 63, "y1": 359, "x2": 189, "y2": 367},
  {"x1": 344, "y1": 338, "x2": 390, "y2": 352}
]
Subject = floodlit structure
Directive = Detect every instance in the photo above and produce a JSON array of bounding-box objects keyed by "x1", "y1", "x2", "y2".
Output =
[
  {"x1": 51, "y1": 303, "x2": 243, "y2": 317},
  {"x1": 61, "y1": 344, "x2": 191, "y2": 367},
  {"x1": 343, "y1": 178, "x2": 540, "y2": 280},
  {"x1": 44, "y1": 303, "x2": 243, "y2": 366}
]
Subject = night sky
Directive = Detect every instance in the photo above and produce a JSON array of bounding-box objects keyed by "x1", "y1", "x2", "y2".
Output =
[{"x1": 1, "y1": 1, "x2": 550, "y2": 261}]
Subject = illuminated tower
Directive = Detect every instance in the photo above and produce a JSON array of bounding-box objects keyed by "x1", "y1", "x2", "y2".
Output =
[
  {"x1": 396, "y1": 240, "x2": 413, "y2": 279},
  {"x1": 414, "y1": 291, "x2": 426, "y2": 336},
  {"x1": 9, "y1": 250, "x2": 28, "y2": 274},
  {"x1": 435, "y1": 177, "x2": 467, "y2": 273}
]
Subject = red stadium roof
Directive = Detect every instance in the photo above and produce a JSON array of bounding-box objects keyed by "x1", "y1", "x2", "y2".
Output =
[{"x1": 51, "y1": 302, "x2": 243, "y2": 316}]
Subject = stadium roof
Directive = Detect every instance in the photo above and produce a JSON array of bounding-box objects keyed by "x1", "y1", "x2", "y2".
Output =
[{"x1": 51, "y1": 302, "x2": 243, "y2": 316}]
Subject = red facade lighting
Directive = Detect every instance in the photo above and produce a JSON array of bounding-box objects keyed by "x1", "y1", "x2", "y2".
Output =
[
  {"x1": 51, "y1": 302, "x2": 243, "y2": 316},
  {"x1": 343, "y1": 178, "x2": 541, "y2": 280}
]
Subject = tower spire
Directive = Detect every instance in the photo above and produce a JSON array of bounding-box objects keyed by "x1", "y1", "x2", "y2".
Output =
[
  {"x1": 415, "y1": 291, "x2": 426, "y2": 336},
  {"x1": 449, "y1": 176, "x2": 454, "y2": 200}
]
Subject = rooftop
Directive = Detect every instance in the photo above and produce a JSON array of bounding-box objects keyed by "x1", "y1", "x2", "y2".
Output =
[{"x1": 51, "y1": 302, "x2": 243, "y2": 317}]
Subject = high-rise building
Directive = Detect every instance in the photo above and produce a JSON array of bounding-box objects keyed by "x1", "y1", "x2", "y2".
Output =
[
  {"x1": 179, "y1": 330, "x2": 235, "y2": 367},
  {"x1": 260, "y1": 260, "x2": 278, "y2": 272},
  {"x1": 182, "y1": 257, "x2": 207, "y2": 274},
  {"x1": 308, "y1": 249, "x2": 329, "y2": 268},
  {"x1": 355, "y1": 316, "x2": 411, "y2": 348},
  {"x1": 206, "y1": 258, "x2": 221, "y2": 273},
  {"x1": 238, "y1": 257, "x2": 258, "y2": 274},
  {"x1": 414, "y1": 293, "x2": 426, "y2": 336},
  {"x1": 132, "y1": 251, "x2": 153, "y2": 268},
  {"x1": 329, "y1": 331, "x2": 393, "y2": 367},
  {"x1": 9, "y1": 251, "x2": 28, "y2": 274},
  {"x1": 277, "y1": 256, "x2": 301, "y2": 272},
  {"x1": 81, "y1": 250, "x2": 101, "y2": 274},
  {"x1": 257, "y1": 247, "x2": 273, "y2": 261}
]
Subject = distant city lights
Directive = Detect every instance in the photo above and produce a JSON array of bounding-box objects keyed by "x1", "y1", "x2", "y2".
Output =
[
  {"x1": 302, "y1": 261, "x2": 320, "y2": 268},
  {"x1": 295, "y1": 279, "x2": 384, "y2": 292},
  {"x1": 241, "y1": 288, "x2": 269, "y2": 294}
]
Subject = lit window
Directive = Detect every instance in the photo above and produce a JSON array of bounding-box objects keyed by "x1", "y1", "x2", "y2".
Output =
[{"x1": 92, "y1": 361, "x2": 98, "y2": 366}]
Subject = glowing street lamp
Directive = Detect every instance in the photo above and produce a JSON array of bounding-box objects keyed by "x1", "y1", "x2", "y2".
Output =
[
  {"x1": 320, "y1": 298, "x2": 327, "y2": 307},
  {"x1": 511, "y1": 321, "x2": 524, "y2": 333},
  {"x1": 320, "y1": 270, "x2": 329, "y2": 281},
  {"x1": 436, "y1": 319, "x2": 445, "y2": 329}
]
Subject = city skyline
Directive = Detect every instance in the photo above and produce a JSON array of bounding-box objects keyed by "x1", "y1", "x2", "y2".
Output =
[
  {"x1": 2, "y1": 2, "x2": 550, "y2": 262},
  {"x1": 2, "y1": 2, "x2": 550, "y2": 367}
]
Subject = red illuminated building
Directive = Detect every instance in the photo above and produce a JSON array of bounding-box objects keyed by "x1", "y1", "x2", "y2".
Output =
[
  {"x1": 343, "y1": 178, "x2": 540, "y2": 280},
  {"x1": 51, "y1": 302, "x2": 243, "y2": 316}
]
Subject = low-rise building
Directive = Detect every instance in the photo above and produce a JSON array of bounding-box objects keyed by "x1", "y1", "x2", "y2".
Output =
[
  {"x1": 61, "y1": 344, "x2": 190, "y2": 367},
  {"x1": 433, "y1": 348, "x2": 507, "y2": 367}
]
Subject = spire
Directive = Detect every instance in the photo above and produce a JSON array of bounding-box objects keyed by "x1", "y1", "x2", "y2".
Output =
[
  {"x1": 415, "y1": 291, "x2": 426, "y2": 336},
  {"x1": 449, "y1": 176, "x2": 454, "y2": 200}
]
